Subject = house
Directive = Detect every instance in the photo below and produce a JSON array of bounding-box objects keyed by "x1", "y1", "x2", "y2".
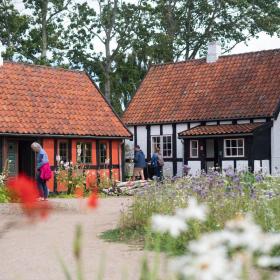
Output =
[
  {"x1": 123, "y1": 45, "x2": 280, "y2": 176},
  {"x1": 0, "y1": 60, "x2": 131, "y2": 191}
]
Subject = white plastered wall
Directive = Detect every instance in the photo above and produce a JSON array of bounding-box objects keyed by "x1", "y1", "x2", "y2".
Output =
[
  {"x1": 271, "y1": 115, "x2": 280, "y2": 175},
  {"x1": 163, "y1": 162, "x2": 173, "y2": 177},
  {"x1": 125, "y1": 126, "x2": 134, "y2": 158},
  {"x1": 137, "y1": 126, "x2": 147, "y2": 156},
  {"x1": 236, "y1": 160, "x2": 248, "y2": 172},
  {"x1": 176, "y1": 123, "x2": 188, "y2": 159},
  {"x1": 162, "y1": 124, "x2": 172, "y2": 135},
  {"x1": 188, "y1": 161, "x2": 201, "y2": 176}
]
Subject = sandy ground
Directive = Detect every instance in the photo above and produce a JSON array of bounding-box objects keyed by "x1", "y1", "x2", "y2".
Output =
[{"x1": 0, "y1": 198, "x2": 168, "y2": 280}]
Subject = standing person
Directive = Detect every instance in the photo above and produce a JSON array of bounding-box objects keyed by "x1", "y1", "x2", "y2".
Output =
[
  {"x1": 151, "y1": 147, "x2": 164, "y2": 180},
  {"x1": 31, "y1": 142, "x2": 50, "y2": 201},
  {"x1": 132, "y1": 145, "x2": 146, "y2": 181}
]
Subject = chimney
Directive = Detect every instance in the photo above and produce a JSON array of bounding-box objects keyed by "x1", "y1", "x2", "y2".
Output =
[
  {"x1": 206, "y1": 41, "x2": 221, "y2": 63},
  {"x1": 0, "y1": 42, "x2": 3, "y2": 67}
]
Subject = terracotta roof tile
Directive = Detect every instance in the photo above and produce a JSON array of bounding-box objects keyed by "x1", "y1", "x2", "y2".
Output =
[
  {"x1": 178, "y1": 123, "x2": 264, "y2": 137},
  {"x1": 123, "y1": 49, "x2": 280, "y2": 125},
  {"x1": 0, "y1": 62, "x2": 131, "y2": 138}
]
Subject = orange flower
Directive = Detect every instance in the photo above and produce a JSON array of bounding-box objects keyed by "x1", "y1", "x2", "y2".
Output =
[
  {"x1": 87, "y1": 191, "x2": 98, "y2": 209},
  {"x1": 7, "y1": 174, "x2": 51, "y2": 219},
  {"x1": 74, "y1": 186, "x2": 84, "y2": 198}
]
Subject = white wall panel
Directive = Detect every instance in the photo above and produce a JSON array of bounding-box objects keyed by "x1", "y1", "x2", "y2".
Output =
[
  {"x1": 237, "y1": 120, "x2": 250, "y2": 124},
  {"x1": 271, "y1": 116, "x2": 280, "y2": 175},
  {"x1": 176, "y1": 123, "x2": 188, "y2": 158},
  {"x1": 222, "y1": 160, "x2": 234, "y2": 171},
  {"x1": 163, "y1": 162, "x2": 173, "y2": 178},
  {"x1": 177, "y1": 162, "x2": 184, "y2": 177},
  {"x1": 236, "y1": 160, "x2": 248, "y2": 172},
  {"x1": 190, "y1": 122, "x2": 201, "y2": 128},
  {"x1": 163, "y1": 124, "x2": 172, "y2": 135},
  {"x1": 206, "y1": 121, "x2": 217, "y2": 125},
  {"x1": 262, "y1": 160, "x2": 270, "y2": 174},
  {"x1": 125, "y1": 126, "x2": 135, "y2": 158},
  {"x1": 137, "y1": 126, "x2": 147, "y2": 156},
  {"x1": 220, "y1": 121, "x2": 232, "y2": 124},
  {"x1": 188, "y1": 161, "x2": 201, "y2": 176},
  {"x1": 253, "y1": 119, "x2": 266, "y2": 123},
  {"x1": 254, "y1": 160, "x2": 261, "y2": 173},
  {"x1": 151, "y1": 125, "x2": 160, "y2": 135}
]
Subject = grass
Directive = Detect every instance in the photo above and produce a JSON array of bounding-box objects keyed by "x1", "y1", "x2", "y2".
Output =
[{"x1": 101, "y1": 172, "x2": 280, "y2": 256}]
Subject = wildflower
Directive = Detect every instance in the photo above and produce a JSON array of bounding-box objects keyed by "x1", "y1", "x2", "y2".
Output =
[
  {"x1": 87, "y1": 191, "x2": 98, "y2": 209},
  {"x1": 176, "y1": 197, "x2": 208, "y2": 221},
  {"x1": 7, "y1": 174, "x2": 51, "y2": 219},
  {"x1": 257, "y1": 256, "x2": 280, "y2": 268},
  {"x1": 151, "y1": 214, "x2": 187, "y2": 237},
  {"x1": 74, "y1": 187, "x2": 84, "y2": 198},
  {"x1": 170, "y1": 247, "x2": 242, "y2": 280}
]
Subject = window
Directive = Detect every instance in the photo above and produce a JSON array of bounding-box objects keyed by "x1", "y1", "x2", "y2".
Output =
[
  {"x1": 99, "y1": 143, "x2": 108, "y2": 164},
  {"x1": 224, "y1": 139, "x2": 244, "y2": 157},
  {"x1": 77, "y1": 142, "x2": 92, "y2": 163},
  {"x1": 151, "y1": 135, "x2": 172, "y2": 158},
  {"x1": 190, "y1": 140, "x2": 199, "y2": 158},
  {"x1": 58, "y1": 141, "x2": 69, "y2": 162}
]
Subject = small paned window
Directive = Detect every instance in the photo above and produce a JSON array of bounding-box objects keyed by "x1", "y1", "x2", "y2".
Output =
[
  {"x1": 190, "y1": 140, "x2": 199, "y2": 158},
  {"x1": 99, "y1": 143, "x2": 107, "y2": 164},
  {"x1": 58, "y1": 141, "x2": 69, "y2": 162},
  {"x1": 151, "y1": 135, "x2": 172, "y2": 158},
  {"x1": 224, "y1": 139, "x2": 244, "y2": 157},
  {"x1": 77, "y1": 142, "x2": 92, "y2": 164}
]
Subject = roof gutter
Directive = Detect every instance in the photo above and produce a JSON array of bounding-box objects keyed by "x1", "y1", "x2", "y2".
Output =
[
  {"x1": 178, "y1": 133, "x2": 253, "y2": 139},
  {"x1": 0, "y1": 132, "x2": 132, "y2": 140}
]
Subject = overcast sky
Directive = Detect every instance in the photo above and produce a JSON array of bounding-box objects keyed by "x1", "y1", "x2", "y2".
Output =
[{"x1": 12, "y1": 0, "x2": 280, "y2": 55}]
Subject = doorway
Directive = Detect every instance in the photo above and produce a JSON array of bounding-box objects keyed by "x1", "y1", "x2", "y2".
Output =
[{"x1": 18, "y1": 140, "x2": 36, "y2": 178}]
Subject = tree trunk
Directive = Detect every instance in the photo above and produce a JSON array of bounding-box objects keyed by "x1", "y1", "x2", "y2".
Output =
[
  {"x1": 41, "y1": 0, "x2": 48, "y2": 62},
  {"x1": 104, "y1": 37, "x2": 111, "y2": 103}
]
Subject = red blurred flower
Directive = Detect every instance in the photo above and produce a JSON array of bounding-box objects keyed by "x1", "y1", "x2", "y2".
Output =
[
  {"x1": 87, "y1": 191, "x2": 98, "y2": 209},
  {"x1": 7, "y1": 174, "x2": 51, "y2": 219}
]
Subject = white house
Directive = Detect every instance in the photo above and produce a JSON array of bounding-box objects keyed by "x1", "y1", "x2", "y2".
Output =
[{"x1": 123, "y1": 45, "x2": 280, "y2": 176}]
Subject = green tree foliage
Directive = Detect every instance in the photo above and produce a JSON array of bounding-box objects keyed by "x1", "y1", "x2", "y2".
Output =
[
  {"x1": 22, "y1": 0, "x2": 72, "y2": 64},
  {"x1": 0, "y1": 0, "x2": 29, "y2": 59}
]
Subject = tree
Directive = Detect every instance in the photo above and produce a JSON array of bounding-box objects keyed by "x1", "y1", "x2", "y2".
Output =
[
  {"x1": 66, "y1": 0, "x2": 139, "y2": 103},
  {"x1": 0, "y1": 0, "x2": 29, "y2": 60},
  {"x1": 137, "y1": 0, "x2": 280, "y2": 61},
  {"x1": 22, "y1": 0, "x2": 72, "y2": 64}
]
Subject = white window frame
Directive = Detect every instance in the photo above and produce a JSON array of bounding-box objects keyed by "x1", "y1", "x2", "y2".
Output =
[
  {"x1": 224, "y1": 138, "x2": 245, "y2": 158},
  {"x1": 190, "y1": 140, "x2": 199, "y2": 158},
  {"x1": 151, "y1": 135, "x2": 172, "y2": 158}
]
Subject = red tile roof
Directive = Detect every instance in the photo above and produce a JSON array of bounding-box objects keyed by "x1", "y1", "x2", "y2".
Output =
[
  {"x1": 123, "y1": 49, "x2": 280, "y2": 125},
  {"x1": 178, "y1": 123, "x2": 265, "y2": 137},
  {"x1": 0, "y1": 62, "x2": 131, "y2": 138}
]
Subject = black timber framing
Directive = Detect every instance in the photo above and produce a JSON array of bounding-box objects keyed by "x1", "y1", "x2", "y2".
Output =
[
  {"x1": 109, "y1": 140, "x2": 113, "y2": 179},
  {"x1": 54, "y1": 139, "x2": 58, "y2": 193},
  {"x1": 134, "y1": 126, "x2": 137, "y2": 146},
  {"x1": 172, "y1": 124, "x2": 177, "y2": 175},
  {"x1": 146, "y1": 125, "x2": 151, "y2": 161}
]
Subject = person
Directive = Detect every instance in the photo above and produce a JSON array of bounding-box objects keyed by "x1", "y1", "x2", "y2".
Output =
[
  {"x1": 132, "y1": 145, "x2": 146, "y2": 181},
  {"x1": 151, "y1": 147, "x2": 164, "y2": 180},
  {"x1": 31, "y1": 142, "x2": 50, "y2": 201}
]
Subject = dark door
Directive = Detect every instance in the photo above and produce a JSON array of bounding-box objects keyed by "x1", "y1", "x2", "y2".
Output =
[{"x1": 18, "y1": 140, "x2": 36, "y2": 178}]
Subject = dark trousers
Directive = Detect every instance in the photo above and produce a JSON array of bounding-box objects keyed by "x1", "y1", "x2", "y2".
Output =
[
  {"x1": 36, "y1": 172, "x2": 48, "y2": 199},
  {"x1": 154, "y1": 166, "x2": 163, "y2": 180}
]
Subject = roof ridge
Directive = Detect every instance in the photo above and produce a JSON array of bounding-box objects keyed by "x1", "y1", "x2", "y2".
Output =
[
  {"x1": 151, "y1": 48, "x2": 280, "y2": 68},
  {"x1": 3, "y1": 60, "x2": 85, "y2": 74}
]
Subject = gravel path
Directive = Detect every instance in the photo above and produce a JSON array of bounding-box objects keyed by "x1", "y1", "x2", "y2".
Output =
[{"x1": 0, "y1": 198, "x2": 168, "y2": 280}]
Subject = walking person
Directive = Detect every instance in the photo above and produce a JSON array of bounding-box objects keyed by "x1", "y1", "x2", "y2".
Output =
[
  {"x1": 31, "y1": 142, "x2": 51, "y2": 201},
  {"x1": 151, "y1": 147, "x2": 164, "y2": 181},
  {"x1": 132, "y1": 145, "x2": 146, "y2": 181}
]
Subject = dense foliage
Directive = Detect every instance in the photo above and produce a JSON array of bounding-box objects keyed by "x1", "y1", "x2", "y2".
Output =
[{"x1": 1, "y1": 0, "x2": 280, "y2": 112}]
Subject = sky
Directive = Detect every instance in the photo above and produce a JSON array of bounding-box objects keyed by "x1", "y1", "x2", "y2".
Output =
[{"x1": 12, "y1": 0, "x2": 280, "y2": 56}]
